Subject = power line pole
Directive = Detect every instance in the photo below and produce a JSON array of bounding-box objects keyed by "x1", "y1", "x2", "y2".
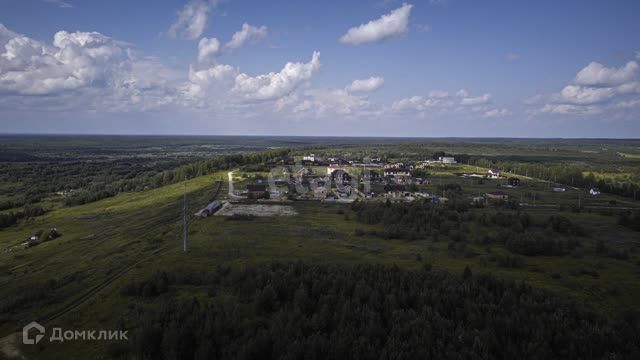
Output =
[{"x1": 183, "y1": 177, "x2": 188, "y2": 253}]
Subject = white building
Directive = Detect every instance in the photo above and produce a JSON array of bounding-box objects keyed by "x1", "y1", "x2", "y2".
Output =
[
  {"x1": 303, "y1": 154, "x2": 317, "y2": 162},
  {"x1": 487, "y1": 169, "x2": 500, "y2": 179},
  {"x1": 439, "y1": 156, "x2": 457, "y2": 164}
]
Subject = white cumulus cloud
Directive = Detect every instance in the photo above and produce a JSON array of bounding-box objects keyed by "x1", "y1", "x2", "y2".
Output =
[
  {"x1": 0, "y1": 28, "x2": 126, "y2": 95},
  {"x1": 574, "y1": 61, "x2": 638, "y2": 86},
  {"x1": 560, "y1": 84, "x2": 616, "y2": 105},
  {"x1": 460, "y1": 93, "x2": 491, "y2": 105},
  {"x1": 232, "y1": 51, "x2": 321, "y2": 100},
  {"x1": 531, "y1": 56, "x2": 640, "y2": 119},
  {"x1": 346, "y1": 76, "x2": 384, "y2": 92},
  {"x1": 225, "y1": 23, "x2": 268, "y2": 50},
  {"x1": 197, "y1": 37, "x2": 221, "y2": 63},
  {"x1": 391, "y1": 92, "x2": 450, "y2": 111},
  {"x1": 339, "y1": 3, "x2": 413, "y2": 45},
  {"x1": 167, "y1": 0, "x2": 217, "y2": 40},
  {"x1": 0, "y1": 23, "x2": 179, "y2": 110}
]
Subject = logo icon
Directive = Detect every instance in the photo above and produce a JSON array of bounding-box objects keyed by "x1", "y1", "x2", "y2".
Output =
[{"x1": 22, "y1": 321, "x2": 45, "y2": 345}]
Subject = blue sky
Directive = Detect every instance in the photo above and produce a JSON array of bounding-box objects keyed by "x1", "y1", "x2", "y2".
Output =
[{"x1": 0, "y1": 0, "x2": 639, "y2": 137}]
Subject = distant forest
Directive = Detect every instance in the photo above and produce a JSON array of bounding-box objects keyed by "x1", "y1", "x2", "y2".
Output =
[{"x1": 115, "y1": 263, "x2": 640, "y2": 359}]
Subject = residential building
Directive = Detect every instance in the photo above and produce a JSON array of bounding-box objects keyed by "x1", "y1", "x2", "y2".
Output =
[{"x1": 439, "y1": 156, "x2": 457, "y2": 164}]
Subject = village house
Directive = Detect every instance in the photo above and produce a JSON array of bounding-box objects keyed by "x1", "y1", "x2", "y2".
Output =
[
  {"x1": 487, "y1": 169, "x2": 501, "y2": 179},
  {"x1": 383, "y1": 167, "x2": 411, "y2": 177},
  {"x1": 439, "y1": 156, "x2": 457, "y2": 164},
  {"x1": 302, "y1": 154, "x2": 317, "y2": 162},
  {"x1": 331, "y1": 170, "x2": 352, "y2": 185},
  {"x1": 507, "y1": 177, "x2": 521, "y2": 187},
  {"x1": 590, "y1": 188, "x2": 601, "y2": 196},
  {"x1": 362, "y1": 170, "x2": 381, "y2": 181}
]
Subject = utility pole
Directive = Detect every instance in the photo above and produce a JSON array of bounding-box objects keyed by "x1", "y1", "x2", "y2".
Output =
[
  {"x1": 578, "y1": 192, "x2": 581, "y2": 209},
  {"x1": 183, "y1": 177, "x2": 188, "y2": 253}
]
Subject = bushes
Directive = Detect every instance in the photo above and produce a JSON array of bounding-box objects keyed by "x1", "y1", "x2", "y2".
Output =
[
  {"x1": 351, "y1": 201, "x2": 590, "y2": 259},
  {"x1": 121, "y1": 269, "x2": 202, "y2": 298},
  {"x1": 546, "y1": 215, "x2": 585, "y2": 236},
  {"x1": 0, "y1": 205, "x2": 47, "y2": 228},
  {"x1": 505, "y1": 232, "x2": 579, "y2": 256},
  {"x1": 488, "y1": 253, "x2": 526, "y2": 268},
  {"x1": 619, "y1": 211, "x2": 640, "y2": 232}
]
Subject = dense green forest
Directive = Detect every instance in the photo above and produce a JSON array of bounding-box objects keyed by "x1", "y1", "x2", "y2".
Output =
[{"x1": 116, "y1": 263, "x2": 640, "y2": 359}]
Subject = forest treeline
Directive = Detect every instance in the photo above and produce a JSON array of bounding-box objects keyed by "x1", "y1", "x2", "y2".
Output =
[
  {"x1": 0, "y1": 205, "x2": 45, "y2": 229},
  {"x1": 63, "y1": 149, "x2": 290, "y2": 206},
  {"x1": 114, "y1": 263, "x2": 640, "y2": 359}
]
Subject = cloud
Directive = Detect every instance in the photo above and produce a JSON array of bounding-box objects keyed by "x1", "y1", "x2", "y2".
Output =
[
  {"x1": 233, "y1": 51, "x2": 321, "y2": 100},
  {"x1": 197, "y1": 37, "x2": 221, "y2": 63},
  {"x1": 531, "y1": 57, "x2": 640, "y2": 119},
  {"x1": 540, "y1": 104, "x2": 600, "y2": 115},
  {"x1": 483, "y1": 108, "x2": 511, "y2": 118},
  {"x1": 390, "y1": 89, "x2": 499, "y2": 118},
  {"x1": 167, "y1": 0, "x2": 217, "y2": 40},
  {"x1": 391, "y1": 91, "x2": 453, "y2": 111},
  {"x1": 302, "y1": 88, "x2": 370, "y2": 115},
  {"x1": 0, "y1": 23, "x2": 179, "y2": 110},
  {"x1": 460, "y1": 93, "x2": 491, "y2": 105},
  {"x1": 574, "y1": 61, "x2": 638, "y2": 86},
  {"x1": 346, "y1": 76, "x2": 384, "y2": 92},
  {"x1": 392, "y1": 96, "x2": 434, "y2": 111},
  {"x1": 560, "y1": 84, "x2": 616, "y2": 105},
  {"x1": 455, "y1": 89, "x2": 469, "y2": 98},
  {"x1": 190, "y1": 64, "x2": 237, "y2": 83},
  {"x1": 225, "y1": 23, "x2": 268, "y2": 50},
  {"x1": 504, "y1": 52, "x2": 520, "y2": 61},
  {"x1": 197, "y1": 23, "x2": 268, "y2": 63},
  {"x1": 180, "y1": 63, "x2": 237, "y2": 101},
  {"x1": 615, "y1": 99, "x2": 640, "y2": 109},
  {"x1": 0, "y1": 29, "x2": 126, "y2": 95},
  {"x1": 43, "y1": 0, "x2": 73, "y2": 8},
  {"x1": 339, "y1": 3, "x2": 413, "y2": 45},
  {"x1": 429, "y1": 90, "x2": 448, "y2": 98}
]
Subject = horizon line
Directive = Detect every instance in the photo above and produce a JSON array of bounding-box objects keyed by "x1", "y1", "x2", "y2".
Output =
[{"x1": 0, "y1": 132, "x2": 639, "y2": 140}]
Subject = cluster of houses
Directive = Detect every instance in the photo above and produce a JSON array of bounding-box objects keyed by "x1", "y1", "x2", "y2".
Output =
[{"x1": 229, "y1": 153, "x2": 607, "y2": 205}]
